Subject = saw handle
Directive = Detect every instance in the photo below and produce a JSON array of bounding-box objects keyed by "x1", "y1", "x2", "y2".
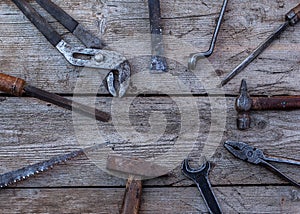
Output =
[
  {"x1": 286, "y1": 3, "x2": 300, "y2": 25},
  {"x1": 0, "y1": 73, "x2": 26, "y2": 96},
  {"x1": 120, "y1": 177, "x2": 142, "y2": 214}
]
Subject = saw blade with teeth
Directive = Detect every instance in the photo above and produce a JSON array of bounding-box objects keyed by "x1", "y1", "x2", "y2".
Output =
[{"x1": 0, "y1": 149, "x2": 85, "y2": 188}]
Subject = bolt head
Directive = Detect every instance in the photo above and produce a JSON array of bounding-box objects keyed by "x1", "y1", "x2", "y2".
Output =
[{"x1": 95, "y1": 53, "x2": 104, "y2": 62}]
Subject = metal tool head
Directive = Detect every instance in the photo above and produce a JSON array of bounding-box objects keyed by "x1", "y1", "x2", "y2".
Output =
[
  {"x1": 181, "y1": 159, "x2": 210, "y2": 181},
  {"x1": 224, "y1": 141, "x2": 265, "y2": 164},
  {"x1": 106, "y1": 60, "x2": 131, "y2": 97},
  {"x1": 150, "y1": 55, "x2": 168, "y2": 72},
  {"x1": 57, "y1": 40, "x2": 131, "y2": 97},
  {"x1": 106, "y1": 155, "x2": 168, "y2": 179},
  {"x1": 236, "y1": 79, "x2": 252, "y2": 112},
  {"x1": 235, "y1": 79, "x2": 252, "y2": 130}
]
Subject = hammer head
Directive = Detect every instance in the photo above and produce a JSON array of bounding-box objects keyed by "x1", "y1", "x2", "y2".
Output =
[
  {"x1": 235, "y1": 79, "x2": 252, "y2": 130},
  {"x1": 106, "y1": 155, "x2": 168, "y2": 179}
]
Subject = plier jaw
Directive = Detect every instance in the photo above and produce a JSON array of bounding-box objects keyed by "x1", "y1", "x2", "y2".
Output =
[
  {"x1": 106, "y1": 60, "x2": 131, "y2": 97},
  {"x1": 224, "y1": 141, "x2": 265, "y2": 164}
]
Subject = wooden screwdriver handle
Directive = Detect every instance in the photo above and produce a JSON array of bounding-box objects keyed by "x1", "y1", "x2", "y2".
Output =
[
  {"x1": 0, "y1": 73, "x2": 26, "y2": 96},
  {"x1": 120, "y1": 177, "x2": 142, "y2": 214},
  {"x1": 291, "y1": 3, "x2": 300, "y2": 17}
]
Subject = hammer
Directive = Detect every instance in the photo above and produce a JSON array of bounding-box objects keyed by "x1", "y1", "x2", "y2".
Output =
[
  {"x1": 235, "y1": 79, "x2": 300, "y2": 130},
  {"x1": 106, "y1": 155, "x2": 168, "y2": 214}
]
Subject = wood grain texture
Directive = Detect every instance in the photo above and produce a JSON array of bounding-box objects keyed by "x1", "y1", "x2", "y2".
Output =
[
  {"x1": 0, "y1": 97, "x2": 299, "y2": 187},
  {"x1": 0, "y1": 0, "x2": 299, "y2": 95},
  {"x1": 0, "y1": 187, "x2": 299, "y2": 213},
  {"x1": 0, "y1": 0, "x2": 300, "y2": 213}
]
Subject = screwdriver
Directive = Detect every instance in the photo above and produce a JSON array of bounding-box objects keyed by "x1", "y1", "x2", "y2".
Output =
[
  {"x1": 220, "y1": 3, "x2": 300, "y2": 87},
  {"x1": 0, "y1": 73, "x2": 110, "y2": 122}
]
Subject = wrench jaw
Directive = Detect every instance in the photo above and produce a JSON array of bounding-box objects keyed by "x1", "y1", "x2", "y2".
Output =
[
  {"x1": 181, "y1": 159, "x2": 210, "y2": 182},
  {"x1": 105, "y1": 60, "x2": 131, "y2": 97}
]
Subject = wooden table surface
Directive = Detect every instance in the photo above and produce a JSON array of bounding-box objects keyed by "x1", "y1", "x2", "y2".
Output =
[{"x1": 1, "y1": 0, "x2": 300, "y2": 213}]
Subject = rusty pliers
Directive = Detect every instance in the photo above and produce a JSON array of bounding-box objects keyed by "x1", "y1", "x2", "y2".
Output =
[
  {"x1": 224, "y1": 141, "x2": 300, "y2": 188},
  {"x1": 11, "y1": 0, "x2": 130, "y2": 97}
]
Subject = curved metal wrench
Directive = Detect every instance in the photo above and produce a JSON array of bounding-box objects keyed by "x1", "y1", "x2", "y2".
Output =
[
  {"x1": 182, "y1": 159, "x2": 222, "y2": 214},
  {"x1": 188, "y1": 0, "x2": 228, "y2": 70},
  {"x1": 12, "y1": 0, "x2": 130, "y2": 97}
]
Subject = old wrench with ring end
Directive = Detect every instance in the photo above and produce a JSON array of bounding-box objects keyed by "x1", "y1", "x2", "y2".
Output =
[
  {"x1": 188, "y1": 0, "x2": 228, "y2": 70},
  {"x1": 12, "y1": 0, "x2": 130, "y2": 97},
  {"x1": 182, "y1": 159, "x2": 222, "y2": 214}
]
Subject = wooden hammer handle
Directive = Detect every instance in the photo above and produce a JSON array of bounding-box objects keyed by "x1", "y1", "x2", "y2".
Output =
[
  {"x1": 252, "y1": 96, "x2": 300, "y2": 111},
  {"x1": 120, "y1": 177, "x2": 142, "y2": 214},
  {"x1": 0, "y1": 73, "x2": 26, "y2": 96}
]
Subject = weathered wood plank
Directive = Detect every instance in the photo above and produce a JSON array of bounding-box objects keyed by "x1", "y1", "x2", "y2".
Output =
[
  {"x1": 0, "y1": 96, "x2": 299, "y2": 187},
  {"x1": 0, "y1": 0, "x2": 299, "y2": 95},
  {"x1": 0, "y1": 187, "x2": 299, "y2": 213}
]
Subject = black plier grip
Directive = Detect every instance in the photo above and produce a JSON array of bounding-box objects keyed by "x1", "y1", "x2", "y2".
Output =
[{"x1": 224, "y1": 141, "x2": 300, "y2": 188}]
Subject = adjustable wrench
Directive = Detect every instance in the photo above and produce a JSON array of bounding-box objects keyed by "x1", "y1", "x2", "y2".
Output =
[{"x1": 182, "y1": 160, "x2": 222, "y2": 214}]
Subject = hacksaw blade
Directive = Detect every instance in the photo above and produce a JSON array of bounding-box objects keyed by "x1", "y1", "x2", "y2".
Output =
[{"x1": 0, "y1": 149, "x2": 85, "y2": 188}]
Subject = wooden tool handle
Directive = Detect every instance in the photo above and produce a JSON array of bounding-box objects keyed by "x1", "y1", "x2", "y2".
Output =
[
  {"x1": 252, "y1": 96, "x2": 300, "y2": 111},
  {"x1": 120, "y1": 177, "x2": 142, "y2": 214},
  {"x1": 292, "y1": 3, "x2": 300, "y2": 17},
  {"x1": 286, "y1": 3, "x2": 300, "y2": 25},
  {"x1": 0, "y1": 73, "x2": 26, "y2": 96}
]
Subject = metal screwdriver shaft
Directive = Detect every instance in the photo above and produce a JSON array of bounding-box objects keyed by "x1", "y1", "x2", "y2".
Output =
[
  {"x1": 0, "y1": 73, "x2": 110, "y2": 122},
  {"x1": 220, "y1": 3, "x2": 300, "y2": 87}
]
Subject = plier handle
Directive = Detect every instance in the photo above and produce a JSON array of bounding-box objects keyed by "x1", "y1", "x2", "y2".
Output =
[
  {"x1": 224, "y1": 141, "x2": 300, "y2": 188},
  {"x1": 11, "y1": 0, "x2": 130, "y2": 97}
]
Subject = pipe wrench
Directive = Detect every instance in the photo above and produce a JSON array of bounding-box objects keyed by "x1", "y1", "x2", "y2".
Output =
[{"x1": 11, "y1": 0, "x2": 131, "y2": 97}]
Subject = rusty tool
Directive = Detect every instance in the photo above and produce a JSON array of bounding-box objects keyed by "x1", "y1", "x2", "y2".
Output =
[
  {"x1": 148, "y1": 0, "x2": 168, "y2": 72},
  {"x1": 12, "y1": 0, "x2": 130, "y2": 97},
  {"x1": 220, "y1": 3, "x2": 300, "y2": 86},
  {"x1": 106, "y1": 155, "x2": 168, "y2": 214},
  {"x1": 235, "y1": 79, "x2": 300, "y2": 130},
  {"x1": 188, "y1": 0, "x2": 228, "y2": 70},
  {"x1": 182, "y1": 160, "x2": 222, "y2": 214},
  {"x1": 0, "y1": 72, "x2": 110, "y2": 122},
  {"x1": 224, "y1": 141, "x2": 300, "y2": 188},
  {"x1": 1, "y1": 149, "x2": 85, "y2": 188}
]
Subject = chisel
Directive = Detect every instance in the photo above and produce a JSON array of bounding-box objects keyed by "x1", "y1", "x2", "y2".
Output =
[
  {"x1": 0, "y1": 73, "x2": 110, "y2": 122},
  {"x1": 148, "y1": 0, "x2": 168, "y2": 72}
]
